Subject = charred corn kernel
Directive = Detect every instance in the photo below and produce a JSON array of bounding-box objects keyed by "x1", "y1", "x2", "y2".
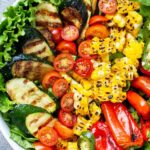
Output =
[
  {"x1": 89, "y1": 102, "x2": 101, "y2": 123},
  {"x1": 56, "y1": 138, "x2": 68, "y2": 150},
  {"x1": 73, "y1": 116, "x2": 92, "y2": 136},
  {"x1": 112, "y1": 57, "x2": 138, "y2": 80},
  {"x1": 123, "y1": 39, "x2": 144, "y2": 65},
  {"x1": 117, "y1": 0, "x2": 140, "y2": 14},
  {"x1": 70, "y1": 80, "x2": 92, "y2": 97},
  {"x1": 91, "y1": 62, "x2": 111, "y2": 80},
  {"x1": 71, "y1": 72, "x2": 92, "y2": 90},
  {"x1": 110, "y1": 28, "x2": 126, "y2": 52},
  {"x1": 75, "y1": 96, "x2": 89, "y2": 116},
  {"x1": 90, "y1": 37, "x2": 113, "y2": 55},
  {"x1": 67, "y1": 142, "x2": 78, "y2": 150},
  {"x1": 126, "y1": 11, "x2": 143, "y2": 37},
  {"x1": 113, "y1": 14, "x2": 126, "y2": 28}
]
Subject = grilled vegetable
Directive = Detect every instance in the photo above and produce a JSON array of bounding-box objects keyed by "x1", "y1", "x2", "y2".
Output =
[
  {"x1": 20, "y1": 27, "x2": 55, "y2": 62},
  {"x1": 26, "y1": 112, "x2": 52, "y2": 136},
  {"x1": 59, "y1": 0, "x2": 88, "y2": 30},
  {"x1": 3, "y1": 54, "x2": 54, "y2": 81},
  {"x1": 142, "y1": 40, "x2": 150, "y2": 71},
  {"x1": 35, "y1": 2, "x2": 62, "y2": 28},
  {"x1": 78, "y1": 0, "x2": 92, "y2": 42},
  {"x1": 6, "y1": 78, "x2": 56, "y2": 113},
  {"x1": 91, "y1": 0, "x2": 98, "y2": 14},
  {"x1": 78, "y1": 131, "x2": 95, "y2": 150},
  {"x1": 9, "y1": 104, "x2": 47, "y2": 134}
]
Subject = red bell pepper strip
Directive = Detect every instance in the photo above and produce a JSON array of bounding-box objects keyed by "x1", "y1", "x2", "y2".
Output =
[
  {"x1": 90, "y1": 122, "x2": 122, "y2": 150},
  {"x1": 132, "y1": 76, "x2": 150, "y2": 97},
  {"x1": 102, "y1": 102, "x2": 144, "y2": 149},
  {"x1": 140, "y1": 65, "x2": 150, "y2": 76},
  {"x1": 141, "y1": 119, "x2": 150, "y2": 142},
  {"x1": 127, "y1": 90, "x2": 150, "y2": 120}
]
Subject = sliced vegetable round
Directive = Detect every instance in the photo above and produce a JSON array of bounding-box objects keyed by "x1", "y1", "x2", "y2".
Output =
[
  {"x1": 54, "y1": 53, "x2": 74, "y2": 72},
  {"x1": 61, "y1": 25, "x2": 79, "y2": 41},
  {"x1": 73, "y1": 58, "x2": 93, "y2": 78},
  {"x1": 33, "y1": 142, "x2": 53, "y2": 150},
  {"x1": 48, "y1": 27, "x2": 62, "y2": 44},
  {"x1": 89, "y1": 15, "x2": 109, "y2": 26},
  {"x1": 78, "y1": 40, "x2": 92, "y2": 58},
  {"x1": 52, "y1": 78, "x2": 69, "y2": 97},
  {"x1": 85, "y1": 24, "x2": 109, "y2": 39},
  {"x1": 54, "y1": 121, "x2": 74, "y2": 139},
  {"x1": 98, "y1": 0, "x2": 117, "y2": 14},
  {"x1": 56, "y1": 40, "x2": 77, "y2": 55},
  {"x1": 58, "y1": 110, "x2": 77, "y2": 127},
  {"x1": 42, "y1": 71, "x2": 61, "y2": 89},
  {"x1": 61, "y1": 93, "x2": 74, "y2": 112},
  {"x1": 38, "y1": 126, "x2": 58, "y2": 147}
]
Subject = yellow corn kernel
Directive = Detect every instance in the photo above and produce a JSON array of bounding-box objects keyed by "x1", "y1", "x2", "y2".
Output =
[
  {"x1": 113, "y1": 14, "x2": 126, "y2": 28},
  {"x1": 67, "y1": 142, "x2": 79, "y2": 150}
]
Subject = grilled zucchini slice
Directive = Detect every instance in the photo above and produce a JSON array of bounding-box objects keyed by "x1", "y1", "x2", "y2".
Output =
[
  {"x1": 6, "y1": 78, "x2": 56, "y2": 113},
  {"x1": 78, "y1": 0, "x2": 92, "y2": 42},
  {"x1": 59, "y1": 0, "x2": 88, "y2": 30},
  {"x1": 35, "y1": 2, "x2": 62, "y2": 28},
  {"x1": 3, "y1": 54, "x2": 54, "y2": 81},
  {"x1": 26, "y1": 112, "x2": 52, "y2": 136}
]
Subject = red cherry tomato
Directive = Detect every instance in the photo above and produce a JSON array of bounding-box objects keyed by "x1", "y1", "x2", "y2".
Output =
[
  {"x1": 61, "y1": 93, "x2": 74, "y2": 112},
  {"x1": 33, "y1": 142, "x2": 53, "y2": 150},
  {"x1": 48, "y1": 27, "x2": 63, "y2": 43},
  {"x1": 73, "y1": 58, "x2": 93, "y2": 78},
  {"x1": 61, "y1": 25, "x2": 79, "y2": 41},
  {"x1": 78, "y1": 40, "x2": 97, "y2": 58},
  {"x1": 54, "y1": 53, "x2": 75, "y2": 72},
  {"x1": 58, "y1": 110, "x2": 77, "y2": 128},
  {"x1": 85, "y1": 24, "x2": 109, "y2": 39},
  {"x1": 56, "y1": 40, "x2": 77, "y2": 55},
  {"x1": 38, "y1": 127, "x2": 58, "y2": 147},
  {"x1": 89, "y1": 15, "x2": 109, "y2": 26},
  {"x1": 42, "y1": 71, "x2": 61, "y2": 89},
  {"x1": 98, "y1": 0, "x2": 117, "y2": 14},
  {"x1": 52, "y1": 78, "x2": 69, "y2": 97}
]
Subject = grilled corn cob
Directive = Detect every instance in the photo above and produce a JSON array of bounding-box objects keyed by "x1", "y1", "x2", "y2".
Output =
[
  {"x1": 73, "y1": 116, "x2": 92, "y2": 136},
  {"x1": 126, "y1": 11, "x2": 143, "y2": 37},
  {"x1": 67, "y1": 142, "x2": 79, "y2": 150},
  {"x1": 56, "y1": 138, "x2": 68, "y2": 150},
  {"x1": 117, "y1": 0, "x2": 140, "y2": 14}
]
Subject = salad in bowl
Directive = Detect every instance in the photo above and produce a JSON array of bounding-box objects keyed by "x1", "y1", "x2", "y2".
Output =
[{"x1": 0, "y1": 0, "x2": 150, "y2": 149}]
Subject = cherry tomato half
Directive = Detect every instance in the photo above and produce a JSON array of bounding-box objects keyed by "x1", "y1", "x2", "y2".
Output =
[
  {"x1": 61, "y1": 25, "x2": 79, "y2": 41},
  {"x1": 85, "y1": 24, "x2": 109, "y2": 39},
  {"x1": 61, "y1": 93, "x2": 74, "y2": 112},
  {"x1": 73, "y1": 58, "x2": 93, "y2": 78},
  {"x1": 56, "y1": 40, "x2": 77, "y2": 55},
  {"x1": 48, "y1": 27, "x2": 63, "y2": 44},
  {"x1": 78, "y1": 40, "x2": 93, "y2": 58},
  {"x1": 33, "y1": 142, "x2": 53, "y2": 150},
  {"x1": 38, "y1": 127, "x2": 58, "y2": 147},
  {"x1": 89, "y1": 15, "x2": 109, "y2": 26},
  {"x1": 42, "y1": 71, "x2": 61, "y2": 89},
  {"x1": 54, "y1": 53, "x2": 75, "y2": 72},
  {"x1": 54, "y1": 121, "x2": 74, "y2": 139},
  {"x1": 98, "y1": 0, "x2": 117, "y2": 14},
  {"x1": 58, "y1": 110, "x2": 77, "y2": 128},
  {"x1": 52, "y1": 78, "x2": 69, "y2": 97}
]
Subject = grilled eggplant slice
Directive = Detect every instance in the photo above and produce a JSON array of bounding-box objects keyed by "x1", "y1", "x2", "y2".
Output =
[
  {"x1": 35, "y1": 2, "x2": 62, "y2": 28},
  {"x1": 78, "y1": 0, "x2": 92, "y2": 42},
  {"x1": 3, "y1": 54, "x2": 54, "y2": 81},
  {"x1": 9, "y1": 104, "x2": 47, "y2": 134},
  {"x1": 59, "y1": 0, "x2": 88, "y2": 30},
  {"x1": 6, "y1": 78, "x2": 56, "y2": 113},
  {"x1": 26, "y1": 112, "x2": 52, "y2": 136}
]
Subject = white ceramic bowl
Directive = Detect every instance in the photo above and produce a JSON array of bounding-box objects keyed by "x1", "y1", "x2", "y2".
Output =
[{"x1": 0, "y1": 0, "x2": 24, "y2": 149}]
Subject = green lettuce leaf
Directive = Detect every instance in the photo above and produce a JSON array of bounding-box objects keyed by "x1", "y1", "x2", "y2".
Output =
[{"x1": 132, "y1": 0, "x2": 150, "y2": 6}]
